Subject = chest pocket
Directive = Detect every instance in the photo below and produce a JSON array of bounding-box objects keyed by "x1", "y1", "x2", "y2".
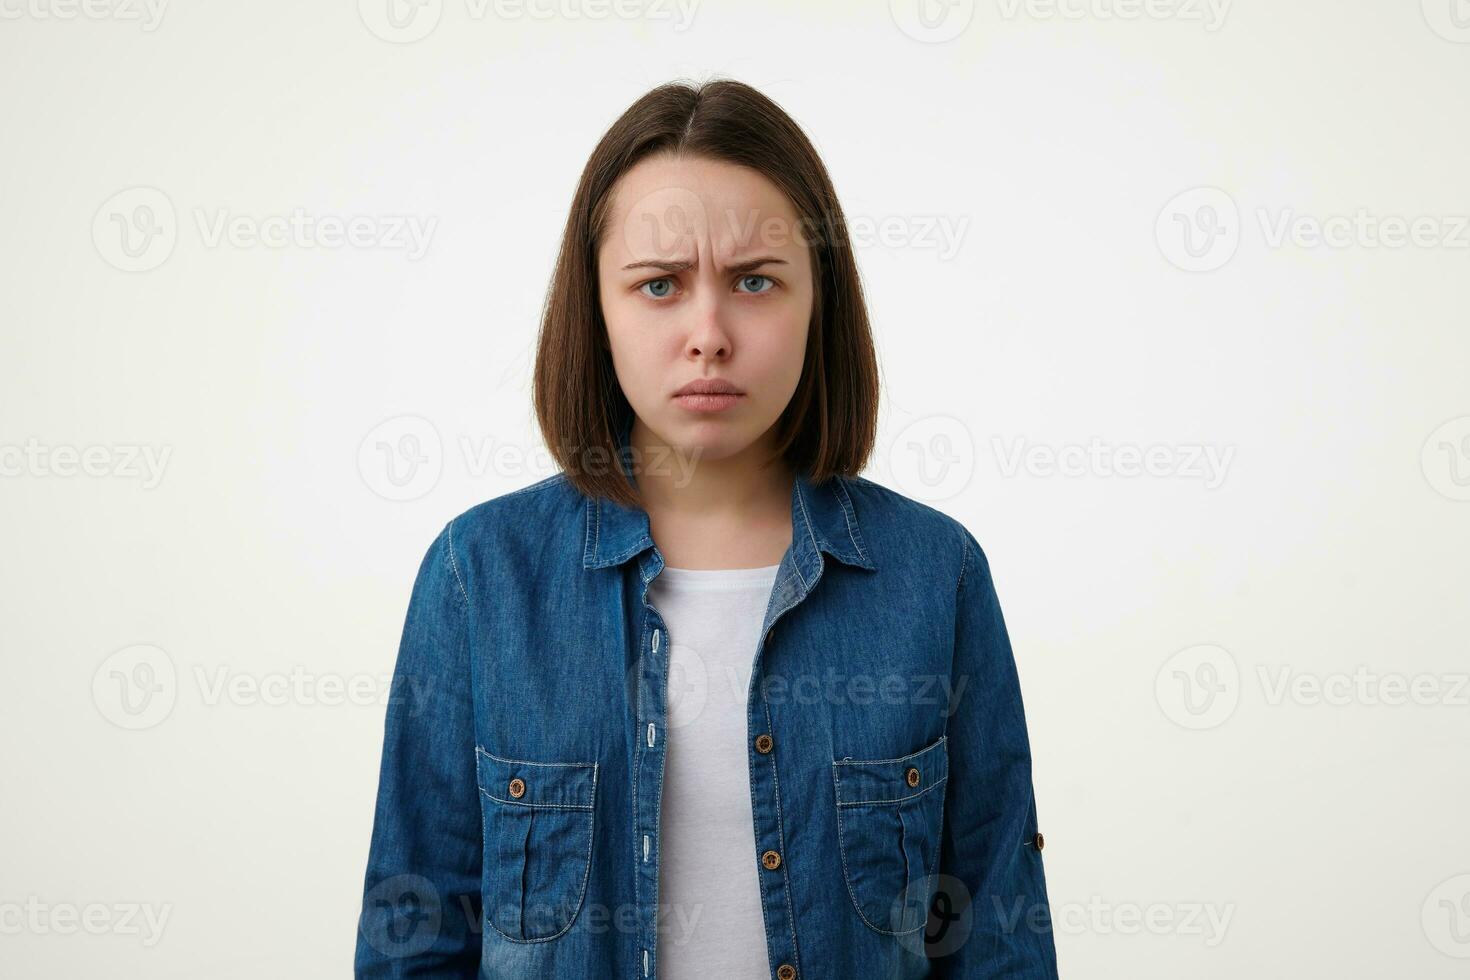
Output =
[
  {"x1": 475, "y1": 747, "x2": 598, "y2": 943},
  {"x1": 831, "y1": 734, "x2": 949, "y2": 935}
]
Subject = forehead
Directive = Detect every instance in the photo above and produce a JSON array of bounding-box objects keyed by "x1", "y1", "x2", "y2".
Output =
[{"x1": 602, "y1": 153, "x2": 805, "y2": 262}]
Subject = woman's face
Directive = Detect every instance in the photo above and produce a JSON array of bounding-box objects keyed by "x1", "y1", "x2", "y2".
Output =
[{"x1": 597, "y1": 153, "x2": 814, "y2": 471}]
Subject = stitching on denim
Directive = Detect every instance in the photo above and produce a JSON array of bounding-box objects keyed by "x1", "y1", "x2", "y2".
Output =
[
  {"x1": 834, "y1": 743, "x2": 946, "y2": 934},
  {"x1": 744, "y1": 646, "x2": 779, "y2": 975},
  {"x1": 584, "y1": 494, "x2": 658, "y2": 569},
  {"x1": 480, "y1": 789, "x2": 595, "y2": 810},
  {"x1": 791, "y1": 481, "x2": 818, "y2": 591},
  {"x1": 649, "y1": 610, "x2": 668, "y2": 976},
  {"x1": 585, "y1": 497, "x2": 601, "y2": 566},
  {"x1": 956, "y1": 530, "x2": 973, "y2": 597},
  {"x1": 832, "y1": 769, "x2": 918, "y2": 935},
  {"x1": 478, "y1": 746, "x2": 597, "y2": 767},
  {"x1": 932, "y1": 772, "x2": 947, "y2": 884},
  {"x1": 832, "y1": 476, "x2": 874, "y2": 566},
  {"x1": 631, "y1": 659, "x2": 642, "y2": 964},
  {"x1": 499, "y1": 472, "x2": 565, "y2": 500},
  {"x1": 477, "y1": 757, "x2": 598, "y2": 944},
  {"x1": 610, "y1": 538, "x2": 653, "y2": 568},
  {"x1": 831, "y1": 766, "x2": 941, "y2": 936},
  {"x1": 833, "y1": 734, "x2": 947, "y2": 768},
  {"x1": 834, "y1": 774, "x2": 947, "y2": 807},
  {"x1": 762, "y1": 696, "x2": 802, "y2": 975},
  {"x1": 475, "y1": 747, "x2": 597, "y2": 809},
  {"x1": 445, "y1": 519, "x2": 470, "y2": 607},
  {"x1": 745, "y1": 716, "x2": 778, "y2": 973}
]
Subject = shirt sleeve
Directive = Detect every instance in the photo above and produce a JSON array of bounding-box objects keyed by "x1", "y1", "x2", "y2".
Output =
[
  {"x1": 355, "y1": 520, "x2": 483, "y2": 978},
  {"x1": 929, "y1": 528, "x2": 1060, "y2": 978}
]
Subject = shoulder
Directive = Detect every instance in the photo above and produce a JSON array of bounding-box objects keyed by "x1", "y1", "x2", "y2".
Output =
[
  {"x1": 448, "y1": 471, "x2": 575, "y2": 524},
  {"x1": 440, "y1": 471, "x2": 583, "y2": 554},
  {"x1": 836, "y1": 474, "x2": 985, "y2": 588}
]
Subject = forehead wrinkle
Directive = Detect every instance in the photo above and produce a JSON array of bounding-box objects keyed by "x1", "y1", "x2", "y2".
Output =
[{"x1": 620, "y1": 253, "x2": 792, "y2": 275}]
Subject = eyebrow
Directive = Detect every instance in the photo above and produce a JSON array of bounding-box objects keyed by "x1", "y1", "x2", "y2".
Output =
[{"x1": 620, "y1": 255, "x2": 789, "y2": 276}]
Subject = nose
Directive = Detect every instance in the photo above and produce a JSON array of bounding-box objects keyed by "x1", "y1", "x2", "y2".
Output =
[{"x1": 685, "y1": 295, "x2": 731, "y2": 362}]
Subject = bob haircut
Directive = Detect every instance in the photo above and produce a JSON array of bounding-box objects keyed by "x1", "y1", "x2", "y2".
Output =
[{"x1": 532, "y1": 77, "x2": 880, "y2": 509}]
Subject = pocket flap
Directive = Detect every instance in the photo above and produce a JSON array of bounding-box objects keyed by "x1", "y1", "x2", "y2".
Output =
[
  {"x1": 476, "y1": 746, "x2": 597, "y2": 810},
  {"x1": 832, "y1": 734, "x2": 948, "y2": 806}
]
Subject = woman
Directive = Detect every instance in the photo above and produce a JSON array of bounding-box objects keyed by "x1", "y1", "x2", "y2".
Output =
[{"x1": 356, "y1": 78, "x2": 1059, "y2": 980}]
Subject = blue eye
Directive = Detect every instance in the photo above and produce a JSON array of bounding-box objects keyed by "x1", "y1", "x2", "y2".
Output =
[
  {"x1": 640, "y1": 278, "x2": 674, "y2": 299},
  {"x1": 736, "y1": 275, "x2": 775, "y2": 295}
]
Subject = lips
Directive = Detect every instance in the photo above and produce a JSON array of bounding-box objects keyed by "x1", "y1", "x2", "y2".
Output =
[
  {"x1": 672, "y1": 378, "x2": 744, "y2": 413},
  {"x1": 674, "y1": 378, "x2": 742, "y2": 397}
]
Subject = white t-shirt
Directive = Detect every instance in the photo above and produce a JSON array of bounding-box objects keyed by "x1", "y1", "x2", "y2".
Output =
[{"x1": 647, "y1": 562, "x2": 781, "y2": 979}]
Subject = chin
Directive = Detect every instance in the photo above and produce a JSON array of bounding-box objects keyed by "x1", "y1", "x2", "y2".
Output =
[{"x1": 662, "y1": 421, "x2": 755, "y2": 464}]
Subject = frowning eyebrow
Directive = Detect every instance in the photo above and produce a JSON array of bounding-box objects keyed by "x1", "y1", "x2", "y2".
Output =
[{"x1": 620, "y1": 255, "x2": 789, "y2": 276}]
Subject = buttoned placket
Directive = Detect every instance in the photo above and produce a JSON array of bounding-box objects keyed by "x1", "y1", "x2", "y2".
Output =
[
  {"x1": 591, "y1": 414, "x2": 875, "y2": 980},
  {"x1": 632, "y1": 547, "x2": 668, "y2": 980},
  {"x1": 629, "y1": 533, "x2": 826, "y2": 980}
]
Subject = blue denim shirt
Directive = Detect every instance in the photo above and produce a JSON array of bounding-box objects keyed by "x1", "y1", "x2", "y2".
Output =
[{"x1": 356, "y1": 428, "x2": 1060, "y2": 979}]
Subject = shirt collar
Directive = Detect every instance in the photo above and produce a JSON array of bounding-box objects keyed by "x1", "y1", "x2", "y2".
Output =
[{"x1": 582, "y1": 414, "x2": 876, "y2": 573}]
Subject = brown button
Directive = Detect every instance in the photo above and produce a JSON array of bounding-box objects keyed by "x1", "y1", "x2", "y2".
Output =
[
  {"x1": 508, "y1": 777, "x2": 525, "y2": 799},
  {"x1": 776, "y1": 965, "x2": 796, "y2": 980},
  {"x1": 905, "y1": 766, "x2": 920, "y2": 787},
  {"x1": 760, "y1": 849, "x2": 782, "y2": 870},
  {"x1": 1032, "y1": 831, "x2": 1045, "y2": 851},
  {"x1": 755, "y1": 734, "x2": 773, "y2": 754}
]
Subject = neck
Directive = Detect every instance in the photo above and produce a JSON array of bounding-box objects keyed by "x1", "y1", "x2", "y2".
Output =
[{"x1": 627, "y1": 418, "x2": 795, "y2": 521}]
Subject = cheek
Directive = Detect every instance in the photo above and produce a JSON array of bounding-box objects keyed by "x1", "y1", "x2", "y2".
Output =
[
  {"x1": 604, "y1": 306, "x2": 673, "y2": 387},
  {"x1": 746, "y1": 308, "x2": 809, "y2": 392}
]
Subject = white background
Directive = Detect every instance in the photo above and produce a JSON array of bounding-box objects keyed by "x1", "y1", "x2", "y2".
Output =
[{"x1": 2, "y1": 0, "x2": 1469, "y2": 976}]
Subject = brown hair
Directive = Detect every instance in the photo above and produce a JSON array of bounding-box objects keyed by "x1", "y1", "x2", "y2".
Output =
[{"x1": 532, "y1": 77, "x2": 880, "y2": 508}]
